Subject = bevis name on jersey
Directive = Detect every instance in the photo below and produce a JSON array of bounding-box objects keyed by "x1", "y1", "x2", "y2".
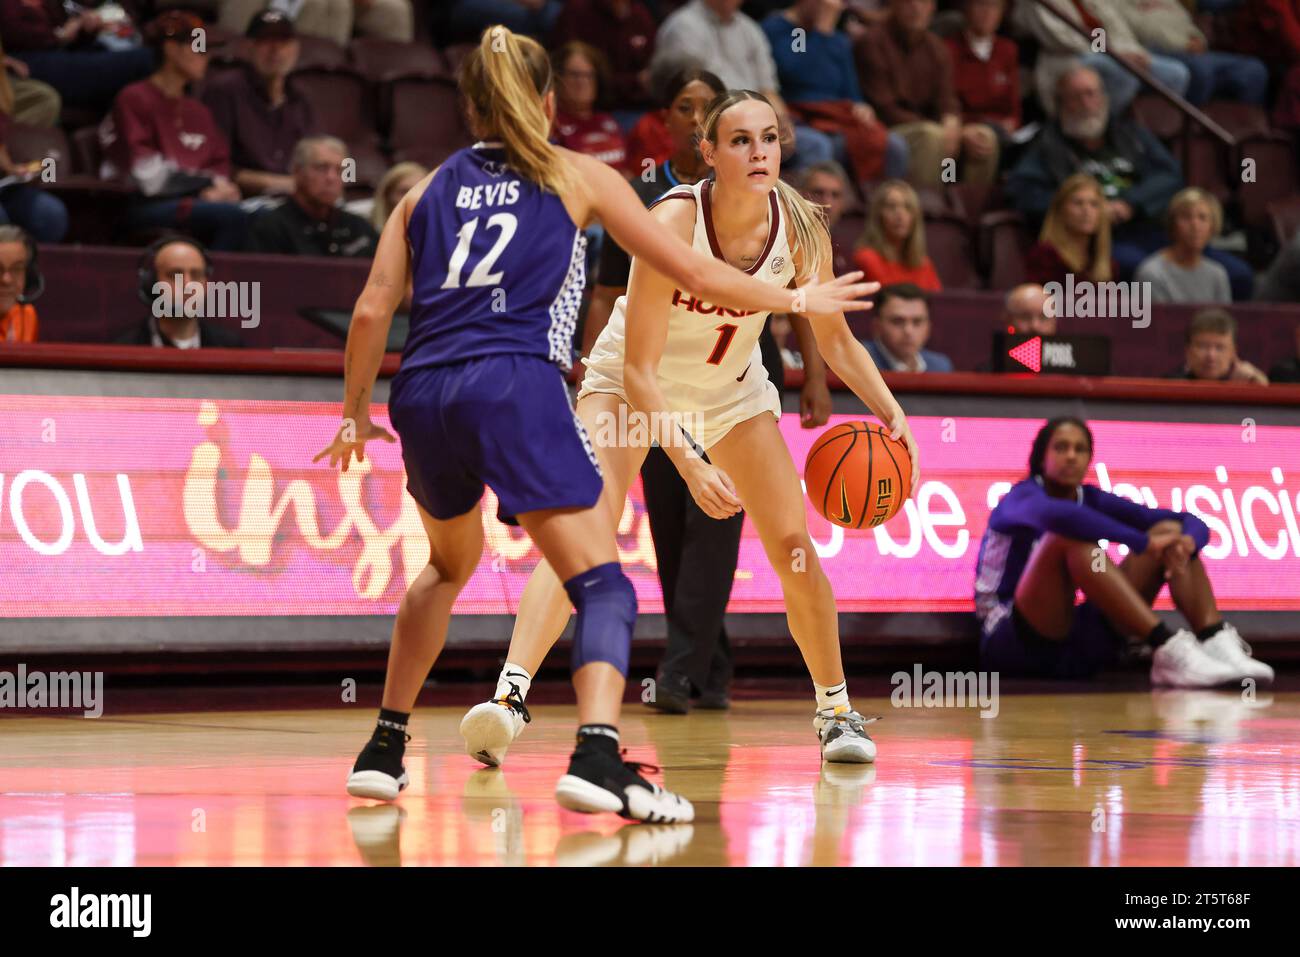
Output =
[{"x1": 612, "y1": 179, "x2": 795, "y2": 391}]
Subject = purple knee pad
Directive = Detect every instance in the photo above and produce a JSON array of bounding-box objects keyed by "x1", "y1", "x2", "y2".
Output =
[{"x1": 564, "y1": 562, "x2": 636, "y2": 676}]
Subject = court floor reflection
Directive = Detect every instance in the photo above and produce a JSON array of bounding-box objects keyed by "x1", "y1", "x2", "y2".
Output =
[{"x1": 1, "y1": 691, "x2": 1296, "y2": 866}]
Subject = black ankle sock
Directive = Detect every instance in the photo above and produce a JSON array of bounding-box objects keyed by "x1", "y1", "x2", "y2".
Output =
[
  {"x1": 1195, "y1": 621, "x2": 1225, "y2": 641},
  {"x1": 575, "y1": 723, "x2": 620, "y2": 754},
  {"x1": 377, "y1": 708, "x2": 410, "y2": 734},
  {"x1": 1146, "y1": 621, "x2": 1174, "y2": 648}
]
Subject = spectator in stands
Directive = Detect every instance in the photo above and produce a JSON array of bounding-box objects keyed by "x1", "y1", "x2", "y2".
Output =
[
  {"x1": 799, "y1": 160, "x2": 853, "y2": 272},
  {"x1": 762, "y1": 0, "x2": 908, "y2": 185},
  {"x1": 945, "y1": 0, "x2": 1021, "y2": 156},
  {"x1": 368, "y1": 160, "x2": 427, "y2": 231},
  {"x1": 1135, "y1": 187, "x2": 1232, "y2": 304},
  {"x1": 0, "y1": 0, "x2": 154, "y2": 112},
  {"x1": 1002, "y1": 283, "x2": 1058, "y2": 336},
  {"x1": 0, "y1": 224, "x2": 39, "y2": 342},
  {"x1": 101, "y1": 11, "x2": 248, "y2": 251},
  {"x1": 220, "y1": 0, "x2": 414, "y2": 46},
  {"x1": 1256, "y1": 227, "x2": 1300, "y2": 303},
  {"x1": 1112, "y1": 0, "x2": 1268, "y2": 106},
  {"x1": 862, "y1": 282, "x2": 953, "y2": 372},
  {"x1": 2, "y1": 35, "x2": 60, "y2": 127},
  {"x1": 1167, "y1": 307, "x2": 1268, "y2": 383},
  {"x1": 246, "y1": 135, "x2": 378, "y2": 256},
  {"x1": 854, "y1": 0, "x2": 999, "y2": 189},
  {"x1": 1025, "y1": 173, "x2": 1114, "y2": 287},
  {"x1": 853, "y1": 179, "x2": 942, "y2": 290},
  {"x1": 0, "y1": 57, "x2": 67, "y2": 241},
  {"x1": 202, "y1": 10, "x2": 315, "y2": 198},
  {"x1": 1014, "y1": 0, "x2": 1190, "y2": 115},
  {"x1": 551, "y1": 42, "x2": 628, "y2": 171},
  {"x1": 1007, "y1": 66, "x2": 1253, "y2": 297},
  {"x1": 551, "y1": 0, "x2": 657, "y2": 110},
  {"x1": 650, "y1": 0, "x2": 837, "y2": 171},
  {"x1": 1269, "y1": 321, "x2": 1300, "y2": 383},
  {"x1": 116, "y1": 235, "x2": 243, "y2": 348},
  {"x1": 449, "y1": 0, "x2": 560, "y2": 41}
]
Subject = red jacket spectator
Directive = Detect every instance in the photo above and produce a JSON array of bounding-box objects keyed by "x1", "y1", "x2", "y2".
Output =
[
  {"x1": 624, "y1": 108, "x2": 672, "y2": 171},
  {"x1": 551, "y1": 0, "x2": 657, "y2": 107},
  {"x1": 944, "y1": 31, "x2": 1021, "y2": 129},
  {"x1": 553, "y1": 110, "x2": 628, "y2": 169},
  {"x1": 100, "y1": 79, "x2": 232, "y2": 194},
  {"x1": 855, "y1": 21, "x2": 961, "y2": 126},
  {"x1": 0, "y1": 0, "x2": 67, "y2": 52}
]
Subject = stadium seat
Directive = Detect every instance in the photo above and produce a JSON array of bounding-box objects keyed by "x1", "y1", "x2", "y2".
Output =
[
  {"x1": 440, "y1": 43, "x2": 476, "y2": 76},
  {"x1": 1203, "y1": 101, "x2": 1272, "y2": 141},
  {"x1": 1132, "y1": 93, "x2": 1185, "y2": 145},
  {"x1": 287, "y1": 68, "x2": 387, "y2": 189},
  {"x1": 349, "y1": 37, "x2": 446, "y2": 83},
  {"x1": 387, "y1": 76, "x2": 473, "y2": 168},
  {"x1": 1184, "y1": 134, "x2": 1232, "y2": 206},
  {"x1": 924, "y1": 215, "x2": 981, "y2": 290},
  {"x1": 978, "y1": 210, "x2": 1030, "y2": 291},
  {"x1": 1266, "y1": 196, "x2": 1300, "y2": 247},
  {"x1": 1236, "y1": 132, "x2": 1299, "y2": 229}
]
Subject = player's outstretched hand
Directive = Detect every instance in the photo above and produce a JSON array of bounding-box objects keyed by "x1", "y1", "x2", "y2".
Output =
[
  {"x1": 685, "y1": 461, "x2": 743, "y2": 520},
  {"x1": 794, "y1": 271, "x2": 881, "y2": 315},
  {"x1": 314, "y1": 417, "x2": 396, "y2": 472},
  {"x1": 888, "y1": 410, "x2": 921, "y2": 498}
]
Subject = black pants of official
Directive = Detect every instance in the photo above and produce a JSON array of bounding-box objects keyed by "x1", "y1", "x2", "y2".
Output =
[{"x1": 640, "y1": 445, "x2": 743, "y2": 694}]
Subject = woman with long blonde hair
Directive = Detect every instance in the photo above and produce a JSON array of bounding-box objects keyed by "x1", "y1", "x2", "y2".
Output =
[
  {"x1": 460, "y1": 89, "x2": 921, "y2": 770},
  {"x1": 1027, "y1": 173, "x2": 1113, "y2": 286},
  {"x1": 314, "y1": 28, "x2": 878, "y2": 821},
  {"x1": 852, "y1": 179, "x2": 941, "y2": 291}
]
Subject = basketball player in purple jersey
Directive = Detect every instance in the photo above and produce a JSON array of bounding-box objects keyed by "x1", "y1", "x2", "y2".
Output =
[
  {"x1": 314, "y1": 26, "x2": 880, "y2": 821},
  {"x1": 974, "y1": 417, "x2": 1274, "y2": 686}
]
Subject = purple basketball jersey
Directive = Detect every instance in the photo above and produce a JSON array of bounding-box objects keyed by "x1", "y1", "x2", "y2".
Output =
[{"x1": 402, "y1": 142, "x2": 587, "y2": 373}]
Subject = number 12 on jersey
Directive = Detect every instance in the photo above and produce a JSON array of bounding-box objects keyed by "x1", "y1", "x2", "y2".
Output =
[{"x1": 441, "y1": 213, "x2": 518, "y2": 289}]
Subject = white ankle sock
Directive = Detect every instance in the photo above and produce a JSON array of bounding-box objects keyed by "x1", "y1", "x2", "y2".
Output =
[
  {"x1": 814, "y1": 680, "x2": 850, "y2": 713},
  {"x1": 495, "y1": 663, "x2": 533, "y2": 701}
]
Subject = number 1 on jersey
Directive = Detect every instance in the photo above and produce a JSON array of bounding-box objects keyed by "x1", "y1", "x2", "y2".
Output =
[{"x1": 707, "y1": 323, "x2": 739, "y2": 365}]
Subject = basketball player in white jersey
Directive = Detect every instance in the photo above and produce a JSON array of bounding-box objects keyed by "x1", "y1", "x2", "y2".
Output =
[{"x1": 460, "y1": 90, "x2": 921, "y2": 767}]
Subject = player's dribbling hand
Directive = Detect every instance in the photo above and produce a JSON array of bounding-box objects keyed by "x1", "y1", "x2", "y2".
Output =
[
  {"x1": 685, "y1": 462, "x2": 743, "y2": 520},
  {"x1": 313, "y1": 418, "x2": 396, "y2": 472},
  {"x1": 796, "y1": 272, "x2": 881, "y2": 315},
  {"x1": 889, "y1": 410, "x2": 920, "y2": 499}
]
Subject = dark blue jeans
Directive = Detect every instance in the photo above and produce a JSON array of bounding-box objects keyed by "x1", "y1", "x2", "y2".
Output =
[
  {"x1": 0, "y1": 185, "x2": 68, "y2": 243},
  {"x1": 1170, "y1": 51, "x2": 1269, "y2": 106},
  {"x1": 14, "y1": 47, "x2": 154, "y2": 111},
  {"x1": 126, "y1": 198, "x2": 250, "y2": 252}
]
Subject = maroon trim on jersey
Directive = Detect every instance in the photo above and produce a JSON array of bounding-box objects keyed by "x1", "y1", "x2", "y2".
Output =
[
  {"x1": 646, "y1": 190, "x2": 696, "y2": 212},
  {"x1": 700, "y1": 182, "x2": 780, "y2": 276}
]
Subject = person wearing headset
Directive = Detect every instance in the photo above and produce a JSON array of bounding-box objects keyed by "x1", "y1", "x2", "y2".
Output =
[
  {"x1": 0, "y1": 224, "x2": 41, "y2": 342},
  {"x1": 115, "y1": 234, "x2": 244, "y2": 348}
]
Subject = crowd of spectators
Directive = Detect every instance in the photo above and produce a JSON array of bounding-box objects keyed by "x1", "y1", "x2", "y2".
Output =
[{"x1": 0, "y1": 0, "x2": 1298, "y2": 378}]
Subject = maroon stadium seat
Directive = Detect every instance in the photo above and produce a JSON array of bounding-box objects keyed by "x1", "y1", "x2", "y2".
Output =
[
  {"x1": 1184, "y1": 134, "x2": 1232, "y2": 206},
  {"x1": 387, "y1": 76, "x2": 473, "y2": 167},
  {"x1": 1236, "y1": 132, "x2": 1299, "y2": 229},
  {"x1": 7, "y1": 124, "x2": 133, "y2": 244},
  {"x1": 440, "y1": 43, "x2": 475, "y2": 75},
  {"x1": 1267, "y1": 196, "x2": 1300, "y2": 247},
  {"x1": 287, "y1": 68, "x2": 386, "y2": 188},
  {"x1": 1132, "y1": 93, "x2": 1185, "y2": 145},
  {"x1": 5, "y1": 123, "x2": 72, "y2": 172},
  {"x1": 349, "y1": 37, "x2": 445, "y2": 82},
  {"x1": 1202, "y1": 101, "x2": 1272, "y2": 140},
  {"x1": 978, "y1": 210, "x2": 1030, "y2": 292},
  {"x1": 924, "y1": 215, "x2": 981, "y2": 290}
]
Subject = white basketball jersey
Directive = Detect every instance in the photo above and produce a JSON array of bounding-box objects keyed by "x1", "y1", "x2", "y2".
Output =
[{"x1": 587, "y1": 179, "x2": 796, "y2": 395}]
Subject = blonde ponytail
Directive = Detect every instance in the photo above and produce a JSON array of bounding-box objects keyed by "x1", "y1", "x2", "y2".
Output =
[{"x1": 460, "y1": 25, "x2": 574, "y2": 195}]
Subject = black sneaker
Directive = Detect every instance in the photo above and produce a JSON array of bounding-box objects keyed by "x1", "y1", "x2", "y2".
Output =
[
  {"x1": 555, "y1": 747, "x2": 694, "y2": 823},
  {"x1": 346, "y1": 727, "x2": 411, "y2": 801},
  {"x1": 645, "y1": 671, "x2": 691, "y2": 715}
]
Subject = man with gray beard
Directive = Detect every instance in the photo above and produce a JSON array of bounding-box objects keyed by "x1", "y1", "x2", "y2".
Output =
[{"x1": 1006, "y1": 65, "x2": 1252, "y2": 299}]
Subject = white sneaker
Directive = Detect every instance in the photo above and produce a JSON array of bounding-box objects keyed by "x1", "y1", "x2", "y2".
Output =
[
  {"x1": 459, "y1": 693, "x2": 530, "y2": 767},
  {"x1": 1150, "y1": 629, "x2": 1240, "y2": 688},
  {"x1": 1198, "y1": 623, "x2": 1274, "y2": 683},
  {"x1": 815, "y1": 707, "x2": 879, "y2": 764}
]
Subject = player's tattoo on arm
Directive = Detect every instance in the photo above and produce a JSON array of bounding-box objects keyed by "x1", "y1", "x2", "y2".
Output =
[{"x1": 372, "y1": 271, "x2": 392, "y2": 288}]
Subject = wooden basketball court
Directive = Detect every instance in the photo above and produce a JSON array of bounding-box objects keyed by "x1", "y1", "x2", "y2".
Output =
[{"x1": 3, "y1": 690, "x2": 1296, "y2": 866}]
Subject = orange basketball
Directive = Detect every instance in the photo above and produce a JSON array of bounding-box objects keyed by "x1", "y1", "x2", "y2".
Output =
[{"x1": 803, "y1": 421, "x2": 913, "y2": 529}]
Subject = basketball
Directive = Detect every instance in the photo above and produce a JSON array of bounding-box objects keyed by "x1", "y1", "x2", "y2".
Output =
[{"x1": 804, "y1": 421, "x2": 912, "y2": 529}]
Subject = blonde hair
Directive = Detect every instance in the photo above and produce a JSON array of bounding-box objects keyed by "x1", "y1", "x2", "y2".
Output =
[
  {"x1": 459, "y1": 25, "x2": 573, "y2": 195},
  {"x1": 700, "y1": 90, "x2": 827, "y2": 282},
  {"x1": 1040, "y1": 173, "x2": 1112, "y2": 282},
  {"x1": 860, "y1": 180, "x2": 927, "y2": 269},
  {"x1": 372, "y1": 161, "x2": 429, "y2": 230},
  {"x1": 1166, "y1": 187, "x2": 1222, "y2": 239}
]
